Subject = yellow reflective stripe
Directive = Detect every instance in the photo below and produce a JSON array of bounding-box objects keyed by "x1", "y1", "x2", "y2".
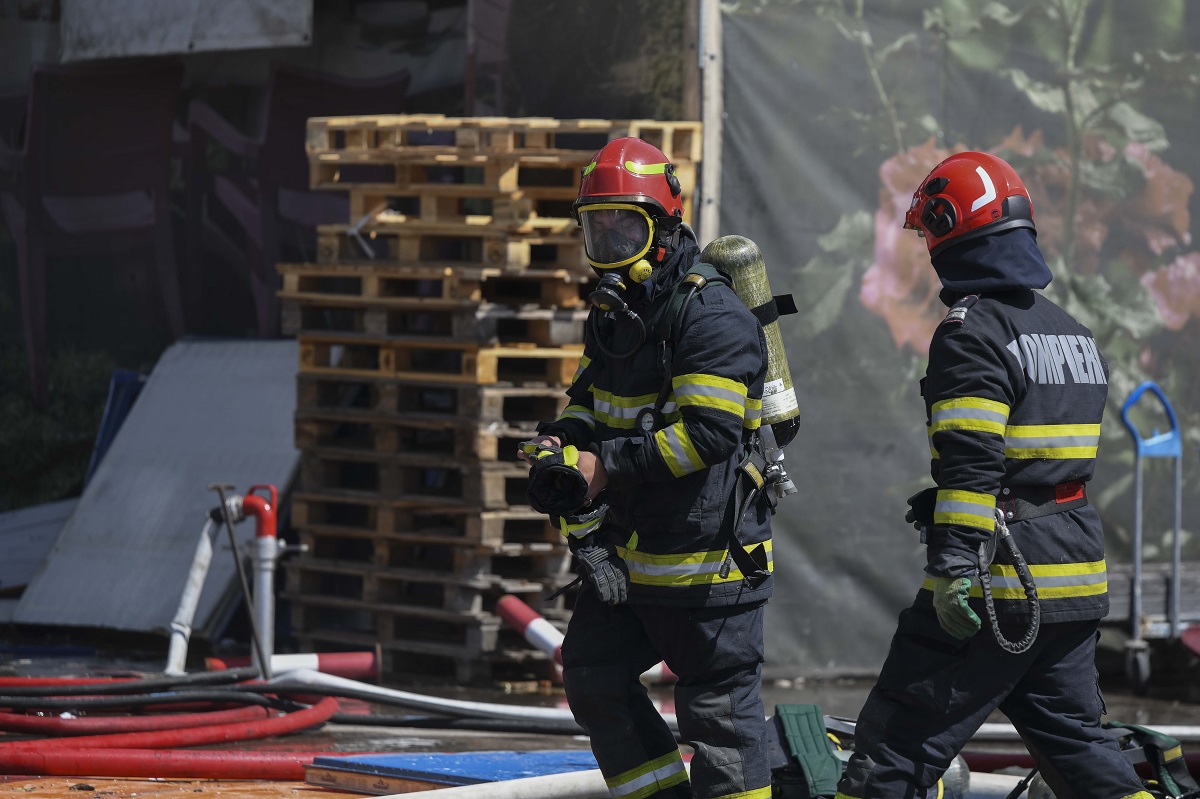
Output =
[
  {"x1": 571, "y1": 354, "x2": 591, "y2": 385},
  {"x1": 619, "y1": 541, "x2": 774, "y2": 587},
  {"x1": 559, "y1": 404, "x2": 596, "y2": 430},
  {"x1": 655, "y1": 422, "x2": 705, "y2": 477},
  {"x1": 605, "y1": 750, "x2": 687, "y2": 799},
  {"x1": 921, "y1": 560, "x2": 1108, "y2": 599},
  {"x1": 744, "y1": 397, "x2": 762, "y2": 429},
  {"x1": 1165, "y1": 745, "x2": 1184, "y2": 762},
  {"x1": 1004, "y1": 423, "x2": 1101, "y2": 459},
  {"x1": 592, "y1": 388, "x2": 677, "y2": 429},
  {"x1": 624, "y1": 160, "x2": 668, "y2": 176},
  {"x1": 672, "y1": 373, "x2": 748, "y2": 418},
  {"x1": 582, "y1": 161, "x2": 597, "y2": 177},
  {"x1": 929, "y1": 397, "x2": 1010, "y2": 436},
  {"x1": 558, "y1": 513, "x2": 603, "y2": 539},
  {"x1": 711, "y1": 788, "x2": 772, "y2": 799},
  {"x1": 933, "y1": 489, "x2": 996, "y2": 531},
  {"x1": 1120, "y1": 793, "x2": 1155, "y2": 799}
]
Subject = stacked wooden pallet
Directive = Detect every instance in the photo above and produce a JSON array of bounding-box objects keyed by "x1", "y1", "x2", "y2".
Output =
[{"x1": 280, "y1": 115, "x2": 702, "y2": 683}]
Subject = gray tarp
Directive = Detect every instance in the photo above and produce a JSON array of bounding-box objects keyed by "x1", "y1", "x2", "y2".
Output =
[
  {"x1": 720, "y1": 1, "x2": 1200, "y2": 677},
  {"x1": 61, "y1": 0, "x2": 312, "y2": 62}
]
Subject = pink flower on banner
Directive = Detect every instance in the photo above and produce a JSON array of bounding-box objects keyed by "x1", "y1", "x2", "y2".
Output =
[
  {"x1": 1141, "y1": 252, "x2": 1200, "y2": 331},
  {"x1": 860, "y1": 138, "x2": 952, "y2": 354},
  {"x1": 1124, "y1": 141, "x2": 1193, "y2": 257}
]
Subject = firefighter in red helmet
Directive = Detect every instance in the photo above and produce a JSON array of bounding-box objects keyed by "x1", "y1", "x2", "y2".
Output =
[
  {"x1": 519, "y1": 137, "x2": 777, "y2": 799},
  {"x1": 834, "y1": 152, "x2": 1151, "y2": 799}
]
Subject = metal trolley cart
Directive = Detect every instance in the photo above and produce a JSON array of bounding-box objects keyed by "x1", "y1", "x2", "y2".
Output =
[{"x1": 1117, "y1": 381, "x2": 1197, "y2": 694}]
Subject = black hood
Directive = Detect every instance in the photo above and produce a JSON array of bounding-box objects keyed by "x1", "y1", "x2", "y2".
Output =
[{"x1": 931, "y1": 228, "x2": 1052, "y2": 296}]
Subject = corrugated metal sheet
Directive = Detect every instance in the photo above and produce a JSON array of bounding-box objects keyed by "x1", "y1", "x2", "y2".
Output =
[{"x1": 14, "y1": 340, "x2": 298, "y2": 638}]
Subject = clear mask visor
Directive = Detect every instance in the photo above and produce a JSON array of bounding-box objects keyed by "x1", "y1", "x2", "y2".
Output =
[{"x1": 579, "y1": 204, "x2": 654, "y2": 268}]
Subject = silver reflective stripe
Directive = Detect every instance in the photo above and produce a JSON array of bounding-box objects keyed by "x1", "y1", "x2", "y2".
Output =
[
  {"x1": 931, "y1": 406, "x2": 1008, "y2": 427},
  {"x1": 934, "y1": 498, "x2": 992, "y2": 517},
  {"x1": 594, "y1": 397, "x2": 678, "y2": 420},
  {"x1": 659, "y1": 425, "x2": 704, "y2": 474},
  {"x1": 560, "y1": 408, "x2": 595, "y2": 429},
  {"x1": 608, "y1": 759, "x2": 687, "y2": 799},
  {"x1": 1006, "y1": 432, "x2": 1100, "y2": 449},
  {"x1": 675, "y1": 381, "x2": 746, "y2": 405},
  {"x1": 985, "y1": 570, "x2": 1107, "y2": 590}
]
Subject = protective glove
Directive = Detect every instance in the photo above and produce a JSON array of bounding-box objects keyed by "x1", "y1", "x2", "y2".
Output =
[
  {"x1": 931, "y1": 576, "x2": 981, "y2": 640},
  {"x1": 905, "y1": 487, "x2": 937, "y2": 532},
  {"x1": 570, "y1": 533, "x2": 629, "y2": 606},
  {"x1": 522, "y1": 441, "x2": 589, "y2": 516}
]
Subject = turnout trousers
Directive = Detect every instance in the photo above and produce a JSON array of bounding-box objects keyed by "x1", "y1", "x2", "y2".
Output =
[
  {"x1": 561, "y1": 589, "x2": 772, "y2": 799},
  {"x1": 835, "y1": 605, "x2": 1150, "y2": 799}
]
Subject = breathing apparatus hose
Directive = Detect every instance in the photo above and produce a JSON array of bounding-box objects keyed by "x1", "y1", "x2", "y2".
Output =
[{"x1": 977, "y1": 507, "x2": 1041, "y2": 654}]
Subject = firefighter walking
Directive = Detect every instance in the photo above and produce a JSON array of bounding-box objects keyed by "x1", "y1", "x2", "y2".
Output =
[
  {"x1": 519, "y1": 137, "x2": 784, "y2": 799},
  {"x1": 834, "y1": 152, "x2": 1151, "y2": 799}
]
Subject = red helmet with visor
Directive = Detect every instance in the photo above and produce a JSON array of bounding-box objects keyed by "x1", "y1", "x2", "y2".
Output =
[
  {"x1": 573, "y1": 137, "x2": 684, "y2": 274},
  {"x1": 904, "y1": 151, "x2": 1035, "y2": 257}
]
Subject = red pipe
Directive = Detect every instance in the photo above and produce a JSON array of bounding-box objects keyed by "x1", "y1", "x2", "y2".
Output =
[
  {"x1": 243, "y1": 485, "x2": 277, "y2": 538},
  {"x1": 206, "y1": 650, "x2": 380, "y2": 681},
  {"x1": 1, "y1": 697, "x2": 338, "y2": 750},
  {"x1": 0, "y1": 678, "x2": 137, "y2": 688},
  {"x1": 0, "y1": 705, "x2": 270, "y2": 736},
  {"x1": 0, "y1": 749, "x2": 322, "y2": 780}
]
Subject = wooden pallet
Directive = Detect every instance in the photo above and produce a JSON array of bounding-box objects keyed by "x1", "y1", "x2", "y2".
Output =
[
  {"x1": 296, "y1": 413, "x2": 538, "y2": 462},
  {"x1": 297, "y1": 525, "x2": 568, "y2": 565},
  {"x1": 295, "y1": 375, "x2": 568, "y2": 425},
  {"x1": 278, "y1": 262, "x2": 590, "y2": 310},
  {"x1": 298, "y1": 335, "x2": 583, "y2": 386},
  {"x1": 306, "y1": 115, "x2": 703, "y2": 164},
  {"x1": 291, "y1": 492, "x2": 560, "y2": 547},
  {"x1": 299, "y1": 450, "x2": 530, "y2": 509},
  {"x1": 342, "y1": 182, "x2": 580, "y2": 226},
  {"x1": 315, "y1": 219, "x2": 585, "y2": 270},
  {"x1": 282, "y1": 300, "x2": 588, "y2": 346}
]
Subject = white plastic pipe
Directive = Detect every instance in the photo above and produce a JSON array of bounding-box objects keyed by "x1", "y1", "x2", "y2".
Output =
[{"x1": 165, "y1": 519, "x2": 216, "y2": 676}]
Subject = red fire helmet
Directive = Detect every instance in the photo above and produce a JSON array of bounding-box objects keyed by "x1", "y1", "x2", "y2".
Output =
[
  {"x1": 573, "y1": 137, "x2": 684, "y2": 220},
  {"x1": 904, "y1": 151, "x2": 1036, "y2": 257}
]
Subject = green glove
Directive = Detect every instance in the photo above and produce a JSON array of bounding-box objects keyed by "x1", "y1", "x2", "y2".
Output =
[{"x1": 931, "y1": 576, "x2": 981, "y2": 640}]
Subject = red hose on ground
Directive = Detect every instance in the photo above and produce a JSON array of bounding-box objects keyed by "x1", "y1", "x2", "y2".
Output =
[
  {"x1": 0, "y1": 705, "x2": 270, "y2": 736},
  {"x1": 0, "y1": 678, "x2": 137, "y2": 688},
  {"x1": 0, "y1": 749, "x2": 323, "y2": 780},
  {"x1": 1, "y1": 697, "x2": 338, "y2": 750}
]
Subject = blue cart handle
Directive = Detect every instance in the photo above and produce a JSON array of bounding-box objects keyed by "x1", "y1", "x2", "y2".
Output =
[{"x1": 1120, "y1": 381, "x2": 1182, "y2": 458}]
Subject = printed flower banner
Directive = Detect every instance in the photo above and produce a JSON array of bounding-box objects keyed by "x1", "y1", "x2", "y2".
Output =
[{"x1": 720, "y1": 0, "x2": 1200, "y2": 676}]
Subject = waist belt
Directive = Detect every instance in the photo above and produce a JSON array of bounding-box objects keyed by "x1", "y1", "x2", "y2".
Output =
[{"x1": 997, "y1": 480, "x2": 1088, "y2": 522}]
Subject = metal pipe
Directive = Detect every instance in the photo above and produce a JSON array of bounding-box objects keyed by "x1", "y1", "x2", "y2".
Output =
[{"x1": 242, "y1": 486, "x2": 279, "y2": 675}]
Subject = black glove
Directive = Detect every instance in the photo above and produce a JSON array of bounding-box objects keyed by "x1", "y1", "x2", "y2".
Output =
[
  {"x1": 523, "y1": 441, "x2": 590, "y2": 516},
  {"x1": 570, "y1": 533, "x2": 629, "y2": 606},
  {"x1": 905, "y1": 487, "x2": 938, "y2": 531}
]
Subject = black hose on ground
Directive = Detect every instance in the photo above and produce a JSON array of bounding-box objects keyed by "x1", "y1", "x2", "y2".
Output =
[
  {"x1": 0, "y1": 668, "x2": 260, "y2": 697},
  {"x1": 0, "y1": 690, "x2": 282, "y2": 712}
]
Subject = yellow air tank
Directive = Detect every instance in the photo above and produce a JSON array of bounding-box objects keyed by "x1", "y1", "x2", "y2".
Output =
[{"x1": 701, "y1": 235, "x2": 799, "y2": 449}]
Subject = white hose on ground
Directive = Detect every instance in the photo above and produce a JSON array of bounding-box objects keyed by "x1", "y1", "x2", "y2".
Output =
[
  {"x1": 965, "y1": 773, "x2": 1025, "y2": 798},
  {"x1": 265, "y1": 669, "x2": 678, "y2": 727},
  {"x1": 165, "y1": 518, "x2": 216, "y2": 676}
]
